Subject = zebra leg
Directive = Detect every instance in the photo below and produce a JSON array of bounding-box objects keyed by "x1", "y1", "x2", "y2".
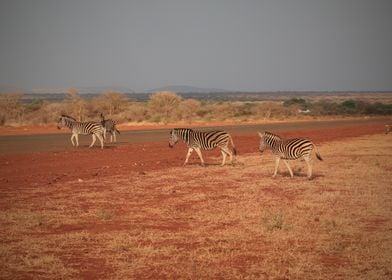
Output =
[
  {"x1": 103, "y1": 129, "x2": 107, "y2": 143},
  {"x1": 97, "y1": 133, "x2": 104, "y2": 149},
  {"x1": 283, "y1": 160, "x2": 294, "y2": 177},
  {"x1": 220, "y1": 150, "x2": 227, "y2": 166},
  {"x1": 75, "y1": 134, "x2": 79, "y2": 147},
  {"x1": 273, "y1": 157, "x2": 281, "y2": 177},
  {"x1": 221, "y1": 147, "x2": 233, "y2": 164},
  {"x1": 304, "y1": 156, "x2": 312, "y2": 179},
  {"x1": 70, "y1": 134, "x2": 75, "y2": 146},
  {"x1": 184, "y1": 148, "x2": 194, "y2": 166},
  {"x1": 194, "y1": 148, "x2": 206, "y2": 166},
  {"x1": 113, "y1": 131, "x2": 116, "y2": 142},
  {"x1": 89, "y1": 134, "x2": 97, "y2": 148}
]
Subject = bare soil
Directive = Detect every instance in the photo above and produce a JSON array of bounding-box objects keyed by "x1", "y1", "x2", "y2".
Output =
[{"x1": 0, "y1": 118, "x2": 391, "y2": 279}]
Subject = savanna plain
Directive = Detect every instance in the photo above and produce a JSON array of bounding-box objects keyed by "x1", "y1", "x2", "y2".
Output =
[{"x1": 0, "y1": 121, "x2": 391, "y2": 279}]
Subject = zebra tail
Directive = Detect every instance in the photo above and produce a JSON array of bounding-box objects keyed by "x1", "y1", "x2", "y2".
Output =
[
  {"x1": 313, "y1": 144, "x2": 323, "y2": 161},
  {"x1": 230, "y1": 136, "x2": 237, "y2": 155}
]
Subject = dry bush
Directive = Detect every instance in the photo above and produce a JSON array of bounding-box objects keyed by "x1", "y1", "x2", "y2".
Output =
[
  {"x1": 113, "y1": 102, "x2": 146, "y2": 123},
  {"x1": 92, "y1": 91, "x2": 128, "y2": 116},
  {"x1": 148, "y1": 91, "x2": 182, "y2": 123},
  {"x1": 200, "y1": 102, "x2": 238, "y2": 121},
  {"x1": 249, "y1": 101, "x2": 291, "y2": 120},
  {"x1": 23, "y1": 102, "x2": 64, "y2": 125},
  {"x1": 178, "y1": 99, "x2": 201, "y2": 123},
  {"x1": 63, "y1": 88, "x2": 87, "y2": 121},
  {"x1": 0, "y1": 92, "x2": 24, "y2": 126}
]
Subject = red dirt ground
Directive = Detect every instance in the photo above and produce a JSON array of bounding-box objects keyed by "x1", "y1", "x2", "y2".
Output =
[
  {"x1": 0, "y1": 120, "x2": 386, "y2": 191},
  {"x1": 0, "y1": 119, "x2": 390, "y2": 279}
]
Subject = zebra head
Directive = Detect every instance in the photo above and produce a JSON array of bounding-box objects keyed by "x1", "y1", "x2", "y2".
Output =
[
  {"x1": 168, "y1": 129, "x2": 179, "y2": 148},
  {"x1": 57, "y1": 114, "x2": 75, "y2": 129},
  {"x1": 258, "y1": 132, "x2": 267, "y2": 153},
  {"x1": 258, "y1": 131, "x2": 282, "y2": 153},
  {"x1": 57, "y1": 115, "x2": 66, "y2": 129}
]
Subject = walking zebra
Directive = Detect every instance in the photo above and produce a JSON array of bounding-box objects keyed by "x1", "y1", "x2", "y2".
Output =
[
  {"x1": 169, "y1": 128, "x2": 236, "y2": 166},
  {"x1": 100, "y1": 113, "x2": 120, "y2": 142},
  {"x1": 57, "y1": 114, "x2": 105, "y2": 149},
  {"x1": 258, "y1": 131, "x2": 322, "y2": 179}
]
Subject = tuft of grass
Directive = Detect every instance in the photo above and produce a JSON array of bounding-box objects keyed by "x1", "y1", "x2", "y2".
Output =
[
  {"x1": 96, "y1": 208, "x2": 115, "y2": 220},
  {"x1": 261, "y1": 209, "x2": 287, "y2": 232}
]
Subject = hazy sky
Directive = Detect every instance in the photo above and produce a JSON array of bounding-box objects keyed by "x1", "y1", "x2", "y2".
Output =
[{"x1": 1, "y1": 0, "x2": 391, "y2": 92}]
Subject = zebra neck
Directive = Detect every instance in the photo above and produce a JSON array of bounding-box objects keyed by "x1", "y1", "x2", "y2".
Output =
[
  {"x1": 65, "y1": 120, "x2": 76, "y2": 129},
  {"x1": 266, "y1": 137, "x2": 281, "y2": 149},
  {"x1": 178, "y1": 129, "x2": 192, "y2": 144}
]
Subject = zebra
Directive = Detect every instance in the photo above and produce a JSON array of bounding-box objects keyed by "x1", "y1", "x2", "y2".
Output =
[
  {"x1": 100, "y1": 113, "x2": 120, "y2": 142},
  {"x1": 385, "y1": 124, "x2": 391, "y2": 134},
  {"x1": 258, "y1": 131, "x2": 322, "y2": 179},
  {"x1": 57, "y1": 114, "x2": 105, "y2": 149},
  {"x1": 169, "y1": 128, "x2": 237, "y2": 166}
]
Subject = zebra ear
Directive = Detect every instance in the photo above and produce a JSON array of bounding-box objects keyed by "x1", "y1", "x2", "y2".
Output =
[{"x1": 258, "y1": 132, "x2": 263, "y2": 138}]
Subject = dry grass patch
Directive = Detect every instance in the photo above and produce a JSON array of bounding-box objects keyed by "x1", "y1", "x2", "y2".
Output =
[{"x1": 0, "y1": 134, "x2": 391, "y2": 279}]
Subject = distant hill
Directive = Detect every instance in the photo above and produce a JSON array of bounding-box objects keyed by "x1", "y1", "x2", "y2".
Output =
[
  {"x1": 30, "y1": 86, "x2": 134, "y2": 94},
  {"x1": 145, "y1": 85, "x2": 230, "y2": 93},
  {"x1": 0, "y1": 84, "x2": 25, "y2": 93}
]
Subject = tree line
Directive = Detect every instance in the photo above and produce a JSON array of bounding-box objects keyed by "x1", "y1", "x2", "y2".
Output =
[{"x1": 0, "y1": 90, "x2": 391, "y2": 126}]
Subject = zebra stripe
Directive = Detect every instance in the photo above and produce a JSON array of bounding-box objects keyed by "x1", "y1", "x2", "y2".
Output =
[
  {"x1": 169, "y1": 128, "x2": 236, "y2": 166},
  {"x1": 100, "y1": 113, "x2": 120, "y2": 142},
  {"x1": 57, "y1": 114, "x2": 104, "y2": 149},
  {"x1": 258, "y1": 131, "x2": 322, "y2": 179}
]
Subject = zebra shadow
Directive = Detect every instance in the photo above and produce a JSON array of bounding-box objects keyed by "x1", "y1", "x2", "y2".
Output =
[
  {"x1": 74, "y1": 145, "x2": 116, "y2": 149},
  {"x1": 105, "y1": 141, "x2": 127, "y2": 145},
  {"x1": 278, "y1": 171, "x2": 325, "y2": 180},
  {"x1": 101, "y1": 144, "x2": 119, "y2": 149},
  {"x1": 186, "y1": 162, "x2": 238, "y2": 167}
]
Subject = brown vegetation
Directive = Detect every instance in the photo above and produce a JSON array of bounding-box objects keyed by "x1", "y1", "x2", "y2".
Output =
[
  {"x1": 0, "y1": 91, "x2": 391, "y2": 127},
  {"x1": 0, "y1": 124, "x2": 391, "y2": 279}
]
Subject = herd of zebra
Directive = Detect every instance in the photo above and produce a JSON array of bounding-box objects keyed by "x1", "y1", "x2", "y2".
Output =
[
  {"x1": 168, "y1": 128, "x2": 323, "y2": 179},
  {"x1": 57, "y1": 114, "x2": 332, "y2": 179},
  {"x1": 57, "y1": 114, "x2": 120, "y2": 149}
]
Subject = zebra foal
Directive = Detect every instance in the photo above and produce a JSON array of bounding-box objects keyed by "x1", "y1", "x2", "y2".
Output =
[
  {"x1": 258, "y1": 131, "x2": 322, "y2": 179},
  {"x1": 169, "y1": 128, "x2": 236, "y2": 166},
  {"x1": 100, "y1": 113, "x2": 120, "y2": 142},
  {"x1": 57, "y1": 114, "x2": 105, "y2": 149}
]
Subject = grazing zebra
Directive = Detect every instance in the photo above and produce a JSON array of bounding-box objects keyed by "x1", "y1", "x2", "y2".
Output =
[
  {"x1": 385, "y1": 124, "x2": 391, "y2": 134},
  {"x1": 57, "y1": 114, "x2": 105, "y2": 149},
  {"x1": 100, "y1": 113, "x2": 120, "y2": 142},
  {"x1": 258, "y1": 131, "x2": 322, "y2": 179},
  {"x1": 169, "y1": 128, "x2": 237, "y2": 166}
]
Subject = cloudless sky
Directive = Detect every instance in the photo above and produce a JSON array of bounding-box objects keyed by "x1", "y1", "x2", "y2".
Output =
[{"x1": 1, "y1": 0, "x2": 391, "y2": 92}]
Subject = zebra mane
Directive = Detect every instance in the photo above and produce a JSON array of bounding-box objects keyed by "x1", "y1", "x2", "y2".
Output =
[
  {"x1": 61, "y1": 114, "x2": 76, "y2": 121},
  {"x1": 172, "y1": 128, "x2": 194, "y2": 133},
  {"x1": 264, "y1": 131, "x2": 282, "y2": 140}
]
